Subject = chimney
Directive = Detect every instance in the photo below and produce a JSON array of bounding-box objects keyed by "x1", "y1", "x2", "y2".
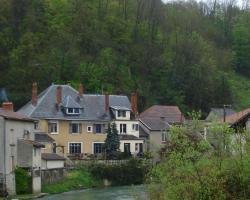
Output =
[
  {"x1": 56, "y1": 86, "x2": 62, "y2": 105},
  {"x1": 131, "y1": 92, "x2": 138, "y2": 115},
  {"x1": 79, "y1": 83, "x2": 84, "y2": 97},
  {"x1": 2, "y1": 102, "x2": 14, "y2": 111},
  {"x1": 105, "y1": 93, "x2": 109, "y2": 112},
  {"x1": 32, "y1": 82, "x2": 38, "y2": 106}
]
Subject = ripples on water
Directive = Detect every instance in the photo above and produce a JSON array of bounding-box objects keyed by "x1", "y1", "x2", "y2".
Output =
[{"x1": 39, "y1": 185, "x2": 147, "y2": 200}]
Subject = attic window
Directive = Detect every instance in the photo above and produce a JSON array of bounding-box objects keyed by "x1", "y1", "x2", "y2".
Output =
[{"x1": 66, "y1": 108, "x2": 80, "y2": 115}]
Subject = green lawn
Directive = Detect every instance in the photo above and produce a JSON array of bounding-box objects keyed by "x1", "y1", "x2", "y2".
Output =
[{"x1": 42, "y1": 168, "x2": 102, "y2": 194}]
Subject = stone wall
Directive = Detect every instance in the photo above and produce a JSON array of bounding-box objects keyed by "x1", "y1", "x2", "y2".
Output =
[{"x1": 41, "y1": 168, "x2": 65, "y2": 184}]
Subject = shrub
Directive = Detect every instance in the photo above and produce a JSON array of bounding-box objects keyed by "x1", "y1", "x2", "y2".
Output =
[{"x1": 15, "y1": 167, "x2": 32, "y2": 194}]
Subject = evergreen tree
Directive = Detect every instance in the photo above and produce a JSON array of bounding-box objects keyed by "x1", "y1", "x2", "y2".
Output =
[{"x1": 104, "y1": 123, "x2": 120, "y2": 158}]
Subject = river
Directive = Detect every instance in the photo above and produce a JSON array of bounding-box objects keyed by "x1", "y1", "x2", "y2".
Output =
[{"x1": 39, "y1": 185, "x2": 148, "y2": 200}]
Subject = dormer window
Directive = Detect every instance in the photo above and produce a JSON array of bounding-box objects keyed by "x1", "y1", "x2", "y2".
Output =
[
  {"x1": 66, "y1": 108, "x2": 80, "y2": 115},
  {"x1": 118, "y1": 110, "x2": 126, "y2": 117}
]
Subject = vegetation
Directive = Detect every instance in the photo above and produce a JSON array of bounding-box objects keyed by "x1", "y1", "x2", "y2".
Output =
[
  {"x1": 15, "y1": 167, "x2": 32, "y2": 195},
  {"x1": 42, "y1": 168, "x2": 102, "y2": 194},
  {"x1": 89, "y1": 158, "x2": 151, "y2": 186},
  {"x1": 0, "y1": 0, "x2": 250, "y2": 114},
  {"x1": 104, "y1": 123, "x2": 120, "y2": 159},
  {"x1": 147, "y1": 116, "x2": 250, "y2": 199}
]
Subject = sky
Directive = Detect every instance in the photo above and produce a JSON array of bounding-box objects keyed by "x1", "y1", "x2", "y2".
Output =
[{"x1": 161, "y1": 0, "x2": 243, "y2": 7}]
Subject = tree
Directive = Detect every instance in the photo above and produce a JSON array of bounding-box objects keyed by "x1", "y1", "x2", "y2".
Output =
[{"x1": 104, "y1": 123, "x2": 120, "y2": 159}]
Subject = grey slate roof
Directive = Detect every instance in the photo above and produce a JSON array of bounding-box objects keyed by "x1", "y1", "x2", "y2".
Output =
[
  {"x1": 140, "y1": 118, "x2": 170, "y2": 131},
  {"x1": 42, "y1": 153, "x2": 66, "y2": 161},
  {"x1": 35, "y1": 132, "x2": 55, "y2": 143},
  {"x1": 119, "y1": 135, "x2": 143, "y2": 140},
  {"x1": 206, "y1": 108, "x2": 236, "y2": 121},
  {"x1": 18, "y1": 84, "x2": 131, "y2": 121},
  {"x1": 62, "y1": 96, "x2": 82, "y2": 108}
]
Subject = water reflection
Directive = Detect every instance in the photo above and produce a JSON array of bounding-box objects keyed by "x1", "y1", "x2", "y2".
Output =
[{"x1": 40, "y1": 185, "x2": 147, "y2": 200}]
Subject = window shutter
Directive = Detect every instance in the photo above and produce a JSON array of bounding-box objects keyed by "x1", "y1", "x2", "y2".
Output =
[
  {"x1": 79, "y1": 124, "x2": 82, "y2": 134},
  {"x1": 69, "y1": 124, "x2": 72, "y2": 134}
]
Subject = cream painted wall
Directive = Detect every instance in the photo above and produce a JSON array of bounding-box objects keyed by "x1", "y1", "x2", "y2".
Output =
[
  {"x1": 114, "y1": 120, "x2": 139, "y2": 137},
  {"x1": 41, "y1": 160, "x2": 64, "y2": 169},
  {"x1": 115, "y1": 110, "x2": 131, "y2": 120},
  {"x1": 39, "y1": 119, "x2": 107, "y2": 154},
  {"x1": 120, "y1": 139, "x2": 144, "y2": 154}
]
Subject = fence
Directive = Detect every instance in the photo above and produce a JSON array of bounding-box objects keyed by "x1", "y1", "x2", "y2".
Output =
[
  {"x1": 41, "y1": 168, "x2": 66, "y2": 184},
  {"x1": 69, "y1": 159, "x2": 129, "y2": 167}
]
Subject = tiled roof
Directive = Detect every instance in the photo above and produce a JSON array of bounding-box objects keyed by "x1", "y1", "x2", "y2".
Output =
[
  {"x1": 42, "y1": 153, "x2": 66, "y2": 161},
  {"x1": 119, "y1": 134, "x2": 143, "y2": 140},
  {"x1": 223, "y1": 108, "x2": 250, "y2": 124},
  {"x1": 140, "y1": 105, "x2": 184, "y2": 123},
  {"x1": 19, "y1": 139, "x2": 45, "y2": 148},
  {"x1": 18, "y1": 84, "x2": 131, "y2": 121},
  {"x1": 62, "y1": 96, "x2": 82, "y2": 108},
  {"x1": 0, "y1": 108, "x2": 34, "y2": 122},
  {"x1": 35, "y1": 132, "x2": 55, "y2": 143},
  {"x1": 140, "y1": 118, "x2": 170, "y2": 131},
  {"x1": 206, "y1": 108, "x2": 236, "y2": 121}
]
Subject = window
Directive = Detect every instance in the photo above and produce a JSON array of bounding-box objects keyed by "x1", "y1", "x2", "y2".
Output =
[
  {"x1": 118, "y1": 110, "x2": 126, "y2": 117},
  {"x1": 70, "y1": 123, "x2": 81, "y2": 134},
  {"x1": 93, "y1": 143, "x2": 104, "y2": 154},
  {"x1": 34, "y1": 122, "x2": 39, "y2": 130},
  {"x1": 66, "y1": 108, "x2": 81, "y2": 115},
  {"x1": 69, "y1": 143, "x2": 82, "y2": 154},
  {"x1": 162, "y1": 132, "x2": 167, "y2": 142},
  {"x1": 48, "y1": 121, "x2": 58, "y2": 134},
  {"x1": 87, "y1": 126, "x2": 93, "y2": 133},
  {"x1": 132, "y1": 124, "x2": 139, "y2": 131},
  {"x1": 95, "y1": 124, "x2": 102, "y2": 134},
  {"x1": 124, "y1": 143, "x2": 130, "y2": 153},
  {"x1": 120, "y1": 124, "x2": 127, "y2": 134}
]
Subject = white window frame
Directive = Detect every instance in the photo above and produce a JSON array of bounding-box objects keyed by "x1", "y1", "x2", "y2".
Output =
[
  {"x1": 92, "y1": 142, "x2": 105, "y2": 154},
  {"x1": 87, "y1": 126, "x2": 93, "y2": 133},
  {"x1": 120, "y1": 123, "x2": 127, "y2": 134},
  {"x1": 117, "y1": 110, "x2": 126, "y2": 118},
  {"x1": 70, "y1": 122, "x2": 81, "y2": 134},
  {"x1": 68, "y1": 142, "x2": 83, "y2": 154},
  {"x1": 66, "y1": 108, "x2": 81, "y2": 115},
  {"x1": 48, "y1": 121, "x2": 59, "y2": 134},
  {"x1": 162, "y1": 131, "x2": 167, "y2": 142},
  {"x1": 132, "y1": 124, "x2": 139, "y2": 131}
]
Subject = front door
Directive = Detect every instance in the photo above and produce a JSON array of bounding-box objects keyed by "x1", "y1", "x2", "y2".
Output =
[
  {"x1": 139, "y1": 143, "x2": 143, "y2": 152},
  {"x1": 124, "y1": 143, "x2": 130, "y2": 153}
]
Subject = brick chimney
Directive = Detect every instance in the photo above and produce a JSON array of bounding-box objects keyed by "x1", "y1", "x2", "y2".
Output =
[
  {"x1": 79, "y1": 83, "x2": 84, "y2": 97},
  {"x1": 56, "y1": 86, "x2": 62, "y2": 105},
  {"x1": 105, "y1": 93, "x2": 109, "y2": 113},
  {"x1": 31, "y1": 82, "x2": 38, "y2": 106},
  {"x1": 131, "y1": 92, "x2": 138, "y2": 115},
  {"x1": 2, "y1": 102, "x2": 14, "y2": 111}
]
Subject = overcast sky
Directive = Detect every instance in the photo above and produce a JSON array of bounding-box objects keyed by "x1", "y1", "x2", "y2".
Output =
[{"x1": 161, "y1": 0, "x2": 243, "y2": 7}]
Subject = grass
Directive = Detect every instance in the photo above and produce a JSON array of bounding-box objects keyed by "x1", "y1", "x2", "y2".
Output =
[{"x1": 41, "y1": 168, "x2": 102, "y2": 194}]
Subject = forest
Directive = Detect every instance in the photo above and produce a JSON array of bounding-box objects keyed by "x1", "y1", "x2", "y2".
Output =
[{"x1": 1, "y1": 0, "x2": 250, "y2": 116}]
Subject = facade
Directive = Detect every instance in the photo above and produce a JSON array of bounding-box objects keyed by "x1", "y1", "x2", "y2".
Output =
[
  {"x1": 139, "y1": 105, "x2": 184, "y2": 157},
  {"x1": 18, "y1": 83, "x2": 144, "y2": 157},
  {"x1": 0, "y1": 103, "x2": 43, "y2": 195}
]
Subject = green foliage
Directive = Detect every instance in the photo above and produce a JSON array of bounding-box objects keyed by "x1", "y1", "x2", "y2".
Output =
[
  {"x1": 42, "y1": 168, "x2": 101, "y2": 194},
  {"x1": 89, "y1": 158, "x2": 150, "y2": 186},
  {"x1": 147, "y1": 122, "x2": 250, "y2": 200},
  {"x1": 15, "y1": 167, "x2": 32, "y2": 194},
  {"x1": 104, "y1": 123, "x2": 120, "y2": 159}
]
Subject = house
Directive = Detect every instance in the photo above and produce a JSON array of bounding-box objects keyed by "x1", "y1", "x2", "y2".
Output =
[
  {"x1": 35, "y1": 132, "x2": 56, "y2": 154},
  {"x1": 41, "y1": 153, "x2": 65, "y2": 170},
  {"x1": 221, "y1": 108, "x2": 250, "y2": 131},
  {"x1": 139, "y1": 105, "x2": 184, "y2": 156},
  {"x1": 0, "y1": 102, "x2": 43, "y2": 195},
  {"x1": 206, "y1": 108, "x2": 236, "y2": 122},
  {"x1": 18, "y1": 83, "x2": 144, "y2": 158}
]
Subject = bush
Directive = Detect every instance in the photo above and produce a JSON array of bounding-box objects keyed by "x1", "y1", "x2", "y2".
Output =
[
  {"x1": 15, "y1": 167, "x2": 32, "y2": 194},
  {"x1": 89, "y1": 158, "x2": 150, "y2": 185}
]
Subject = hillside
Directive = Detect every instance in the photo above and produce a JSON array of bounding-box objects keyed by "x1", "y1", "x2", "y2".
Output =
[{"x1": 0, "y1": 0, "x2": 250, "y2": 115}]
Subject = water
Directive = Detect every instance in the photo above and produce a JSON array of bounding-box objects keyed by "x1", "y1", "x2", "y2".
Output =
[{"x1": 39, "y1": 185, "x2": 147, "y2": 200}]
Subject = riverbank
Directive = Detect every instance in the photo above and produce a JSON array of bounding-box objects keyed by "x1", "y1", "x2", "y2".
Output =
[{"x1": 42, "y1": 168, "x2": 102, "y2": 194}]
